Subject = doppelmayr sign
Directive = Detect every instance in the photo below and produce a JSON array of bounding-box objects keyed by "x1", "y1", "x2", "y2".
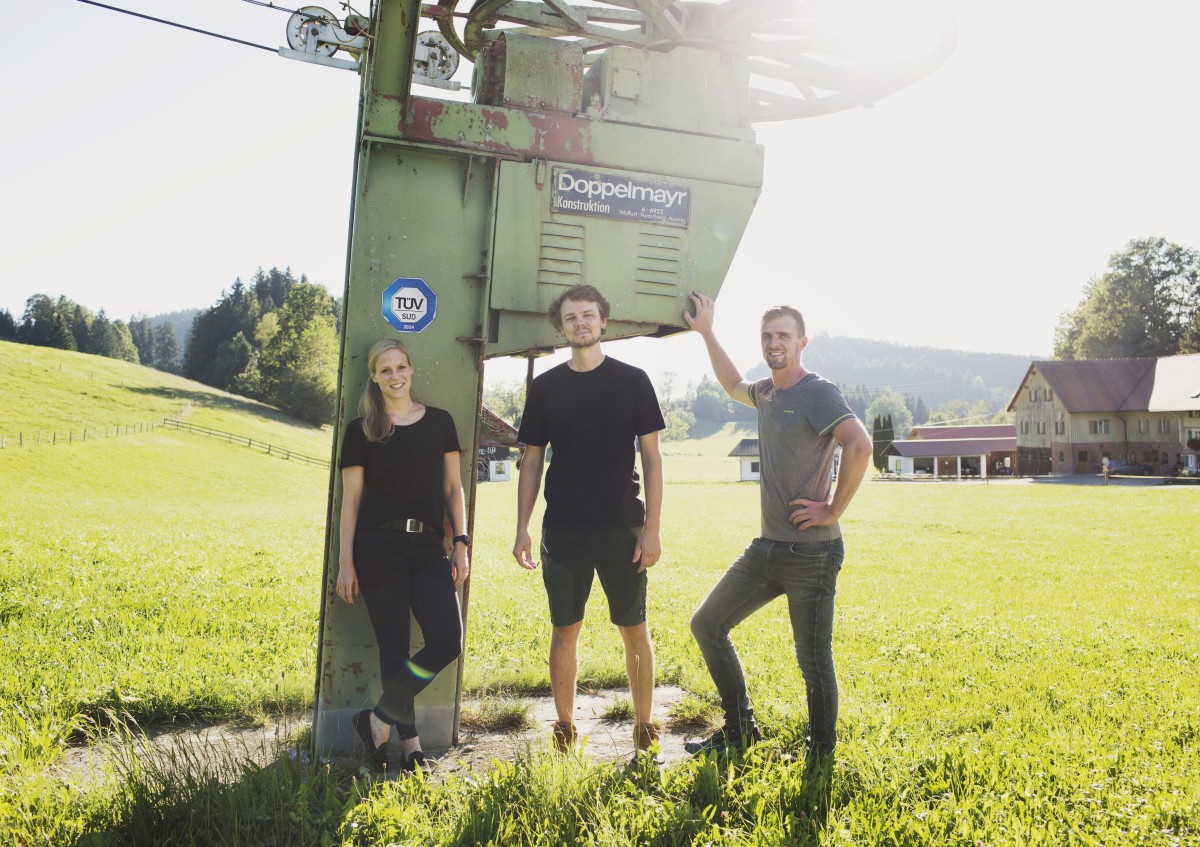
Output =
[{"x1": 551, "y1": 168, "x2": 691, "y2": 227}]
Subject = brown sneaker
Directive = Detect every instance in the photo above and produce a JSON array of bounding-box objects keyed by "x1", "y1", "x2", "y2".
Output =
[
  {"x1": 634, "y1": 721, "x2": 660, "y2": 752},
  {"x1": 551, "y1": 721, "x2": 577, "y2": 753},
  {"x1": 630, "y1": 721, "x2": 664, "y2": 768}
]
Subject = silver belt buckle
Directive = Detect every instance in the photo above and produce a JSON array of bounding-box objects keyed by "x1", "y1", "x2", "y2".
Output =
[{"x1": 405, "y1": 518, "x2": 423, "y2": 533}]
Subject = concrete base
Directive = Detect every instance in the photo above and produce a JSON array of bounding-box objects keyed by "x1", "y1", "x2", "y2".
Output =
[{"x1": 314, "y1": 702, "x2": 458, "y2": 759}]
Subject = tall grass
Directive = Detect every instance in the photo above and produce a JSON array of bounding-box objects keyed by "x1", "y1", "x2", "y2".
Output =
[
  {"x1": 0, "y1": 437, "x2": 325, "y2": 732},
  {"x1": 1, "y1": 346, "x2": 332, "y2": 842},
  {"x1": 8, "y1": 476, "x2": 1194, "y2": 845}
]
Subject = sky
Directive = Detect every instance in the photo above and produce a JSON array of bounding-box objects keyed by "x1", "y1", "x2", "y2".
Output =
[{"x1": 3, "y1": 1, "x2": 1200, "y2": 390}]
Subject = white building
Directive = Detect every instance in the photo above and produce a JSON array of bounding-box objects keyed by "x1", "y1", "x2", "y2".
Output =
[{"x1": 728, "y1": 438, "x2": 760, "y2": 482}]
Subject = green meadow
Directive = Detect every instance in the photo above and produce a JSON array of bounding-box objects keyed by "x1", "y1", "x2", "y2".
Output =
[{"x1": 1, "y1": 340, "x2": 1197, "y2": 845}]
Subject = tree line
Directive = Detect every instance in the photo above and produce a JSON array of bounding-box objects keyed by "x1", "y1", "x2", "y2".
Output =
[
  {"x1": 483, "y1": 372, "x2": 1005, "y2": 444},
  {"x1": 0, "y1": 294, "x2": 180, "y2": 372},
  {"x1": 1054, "y1": 237, "x2": 1200, "y2": 359},
  {"x1": 1, "y1": 267, "x2": 341, "y2": 426},
  {"x1": 179, "y1": 268, "x2": 341, "y2": 425},
  {"x1": 5, "y1": 237, "x2": 1192, "y2": 434}
]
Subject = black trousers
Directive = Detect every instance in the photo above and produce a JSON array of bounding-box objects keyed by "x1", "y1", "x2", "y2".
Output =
[{"x1": 355, "y1": 527, "x2": 463, "y2": 738}]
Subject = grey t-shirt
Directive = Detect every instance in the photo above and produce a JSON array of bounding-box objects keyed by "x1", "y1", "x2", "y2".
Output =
[{"x1": 748, "y1": 373, "x2": 857, "y2": 543}]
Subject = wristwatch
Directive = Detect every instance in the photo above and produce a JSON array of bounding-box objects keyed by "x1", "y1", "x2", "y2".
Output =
[{"x1": 452, "y1": 534, "x2": 471, "y2": 547}]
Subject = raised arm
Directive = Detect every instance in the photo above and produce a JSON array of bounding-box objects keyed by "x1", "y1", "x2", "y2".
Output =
[
  {"x1": 512, "y1": 444, "x2": 546, "y2": 570},
  {"x1": 683, "y1": 292, "x2": 753, "y2": 407}
]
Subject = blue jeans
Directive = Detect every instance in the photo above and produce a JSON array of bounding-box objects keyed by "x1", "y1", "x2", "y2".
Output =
[{"x1": 690, "y1": 536, "x2": 844, "y2": 753}]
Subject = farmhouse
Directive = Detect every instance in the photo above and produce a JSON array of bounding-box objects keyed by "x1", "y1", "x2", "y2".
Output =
[
  {"x1": 1007, "y1": 353, "x2": 1200, "y2": 476},
  {"x1": 883, "y1": 424, "x2": 1017, "y2": 479}
]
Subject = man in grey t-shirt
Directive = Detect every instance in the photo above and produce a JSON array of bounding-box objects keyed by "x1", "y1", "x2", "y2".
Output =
[{"x1": 681, "y1": 293, "x2": 872, "y2": 758}]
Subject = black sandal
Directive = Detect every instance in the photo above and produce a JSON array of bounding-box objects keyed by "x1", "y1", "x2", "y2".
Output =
[
  {"x1": 353, "y1": 710, "x2": 389, "y2": 772},
  {"x1": 403, "y1": 749, "x2": 429, "y2": 773}
]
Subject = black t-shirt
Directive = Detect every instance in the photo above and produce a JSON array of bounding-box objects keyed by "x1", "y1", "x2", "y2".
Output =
[
  {"x1": 339, "y1": 408, "x2": 461, "y2": 534},
  {"x1": 517, "y1": 357, "x2": 665, "y2": 528}
]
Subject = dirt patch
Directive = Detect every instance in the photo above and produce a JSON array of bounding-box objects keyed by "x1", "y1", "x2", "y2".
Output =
[
  {"x1": 55, "y1": 687, "x2": 706, "y2": 785},
  {"x1": 447, "y1": 685, "x2": 694, "y2": 774}
]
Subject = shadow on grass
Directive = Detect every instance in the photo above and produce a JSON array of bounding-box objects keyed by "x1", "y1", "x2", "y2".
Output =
[
  {"x1": 126, "y1": 385, "x2": 325, "y2": 431},
  {"x1": 47, "y1": 714, "x2": 353, "y2": 847},
  {"x1": 55, "y1": 717, "x2": 846, "y2": 847},
  {"x1": 73, "y1": 753, "x2": 360, "y2": 847}
]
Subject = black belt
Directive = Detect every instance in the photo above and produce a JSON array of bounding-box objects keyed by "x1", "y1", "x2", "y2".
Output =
[{"x1": 378, "y1": 518, "x2": 440, "y2": 536}]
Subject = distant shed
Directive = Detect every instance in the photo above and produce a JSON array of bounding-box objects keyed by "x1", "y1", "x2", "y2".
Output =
[{"x1": 729, "y1": 438, "x2": 761, "y2": 481}]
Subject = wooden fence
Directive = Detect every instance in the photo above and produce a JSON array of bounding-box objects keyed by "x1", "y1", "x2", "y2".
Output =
[
  {"x1": 0, "y1": 421, "x2": 160, "y2": 448},
  {"x1": 159, "y1": 419, "x2": 329, "y2": 468},
  {"x1": 1, "y1": 416, "x2": 329, "y2": 470}
]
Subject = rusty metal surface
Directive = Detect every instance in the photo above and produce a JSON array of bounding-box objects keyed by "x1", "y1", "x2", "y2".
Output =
[
  {"x1": 472, "y1": 32, "x2": 585, "y2": 114},
  {"x1": 403, "y1": 98, "x2": 764, "y2": 185},
  {"x1": 406, "y1": 97, "x2": 593, "y2": 163}
]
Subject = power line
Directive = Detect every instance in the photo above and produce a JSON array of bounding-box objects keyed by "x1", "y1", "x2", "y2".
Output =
[
  {"x1": 242, "y1": 0, "x2": 309, "y2": 14},
  {"x1": 75, "y1": 0, "x2": 278, "y2": 53}
]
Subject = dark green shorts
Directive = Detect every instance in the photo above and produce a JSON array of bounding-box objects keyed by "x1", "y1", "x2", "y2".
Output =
[{"x1": 541, "y1": 526, "x2": 647, "y2": 627}]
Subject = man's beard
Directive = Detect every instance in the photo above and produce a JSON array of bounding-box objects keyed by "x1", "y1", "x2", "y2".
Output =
[{"x1": 566, "y1": 332, "x2": 601, "y2": 349}]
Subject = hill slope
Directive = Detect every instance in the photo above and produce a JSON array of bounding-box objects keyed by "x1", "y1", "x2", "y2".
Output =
[
  {"x1": 747, "y1": 333, "x2": 1034, "y2": 408},
  {"x1": 0, "y1": 340, "x2": 332, "y2": 458}
]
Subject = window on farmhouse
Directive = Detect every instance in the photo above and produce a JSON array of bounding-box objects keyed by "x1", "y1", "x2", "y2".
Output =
[
  {"x1": 1089, "y1": 419, "x2": 1110, "y2": 435},
  {"x1": 1138, "y1": 419, "x2": 1150, "y2": 434},
  {"x1": 1158, "y1": 418, "x2": 1172, "y2": 434},
  {"x1": 1055, "y1": 421, "x2": 1065, "y2": 435},
  {"x1": 1043, "y1": 389, "x2": 1053, "y2": 401},
  {"x1": 1020, "y1": 421, "x2": 1029, "y2": 434},
  {"x1": 1036, "y1": 422, "x2": 1046, "y2": 434}
]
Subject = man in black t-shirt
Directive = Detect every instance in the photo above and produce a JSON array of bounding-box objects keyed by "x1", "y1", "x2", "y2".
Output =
[{"x1": 514, "y1": 285, "x2": 666, "y2": 758}]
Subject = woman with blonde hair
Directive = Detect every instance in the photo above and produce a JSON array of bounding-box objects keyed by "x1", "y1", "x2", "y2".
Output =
[{"x1": 336, "y1": 339, "x2": 470, "y2": 772}]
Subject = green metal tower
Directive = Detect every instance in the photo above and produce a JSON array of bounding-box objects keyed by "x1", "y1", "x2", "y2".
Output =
[{"x1": 285, "y1": 0, "x2": 956, "y2": 755}]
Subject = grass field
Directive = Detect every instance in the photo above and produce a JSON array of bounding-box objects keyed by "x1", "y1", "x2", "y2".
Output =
[{"x1": 1, "y1": 342, "x2": 1197, "y2": 845}]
